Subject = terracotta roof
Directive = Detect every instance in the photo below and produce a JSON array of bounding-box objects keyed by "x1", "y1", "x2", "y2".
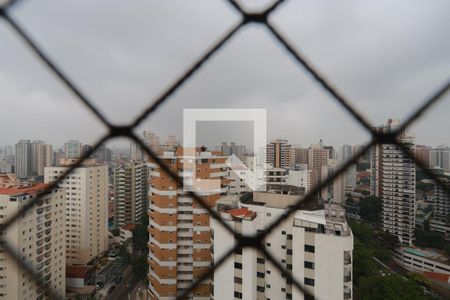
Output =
[
  {"x1": 66, "y1": 266, "x2": 93, "y2": 279},
  {"x1": 227, "y1": 207, "x2": 256, "y2": 219},
  {"x1": 121, "y1": 223, "x2": 137, "y2": 231},
  {"x1": 423, "y1": 272, "x2": 450, "y2": 283},
  {"x1": 0, "y1": 183, "x2": 48, "y2": 196}
]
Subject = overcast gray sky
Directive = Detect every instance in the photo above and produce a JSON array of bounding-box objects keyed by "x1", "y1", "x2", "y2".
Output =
[{"x1": 0, "y1": 0, "x2": 449, "y2": 150}]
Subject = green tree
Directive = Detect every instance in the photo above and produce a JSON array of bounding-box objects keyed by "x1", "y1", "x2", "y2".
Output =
[
  {"x1": 132, "y1": 224, "x2": 148, "y2": 254},
  {"x1": 357, "y1": 274, "x2": 432, "y2": 300},
  {"x1": 443, "y1": 243, "x2": 450, "y2": 257},
  {"x1": 415, "y1": 227, "x2": 445, "y2": 248},
  {"x1": 359, "y1": 196, "x2": 382, "y2": 223},
  {"x1": 132, "y1": 253, "x2": 148, "y2": 280},
  {"x1": 118, "y1": 244, "x2": 131, "y2": 264},
  {"x1": 350, "y1": 220, "x2": 432, "y2": 299}
]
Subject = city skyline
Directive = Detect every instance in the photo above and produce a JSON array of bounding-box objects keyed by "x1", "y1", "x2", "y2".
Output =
[
  {"x1": 1, "y1": 0, "x2": 449, "y2": 147},
  {"x1": 0, "y1": 1, "x2": 449, "y2": 299}
]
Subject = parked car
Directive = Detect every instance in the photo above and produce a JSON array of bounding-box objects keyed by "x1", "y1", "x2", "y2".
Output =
[
  {"x1": 107, "y1": 285, "x2": 116, "y2": 294},
  {"x1": 95, "y1": 282, "x2": 104, "y2": 290},
  {"x1": 114, "y1": 276, "x2": 123, "y2": 284}
]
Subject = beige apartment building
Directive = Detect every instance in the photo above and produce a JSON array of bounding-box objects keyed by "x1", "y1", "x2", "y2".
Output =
[
  {"x1": 266, "y1": 139, "x2": 292, "y2": 169},
  {"x1": 147, "y1": 147, "x2": 228, "y2": 299},
  {"x1": 213, "y1": 189, "x2": 353, "y2": 300},
  {"x1": 0, "y1": 183, "x2": 66, "y2": 299},
  {"x1": 114, "y1": 161, "x2": 148, "y2": 227},
  {"x1": 45, "y1": 159, "x2": 108, "y2": 266},
  {"x1": 292, "y1": 143, "x2": 329, "y2": 193}
]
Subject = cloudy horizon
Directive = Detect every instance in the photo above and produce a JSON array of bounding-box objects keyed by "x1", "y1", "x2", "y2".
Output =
[{"x1": 1, "y1": 0, "x2": 449, "y2": 150}]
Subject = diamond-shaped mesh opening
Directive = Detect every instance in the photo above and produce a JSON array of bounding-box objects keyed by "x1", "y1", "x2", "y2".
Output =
[{"x1": 0, "y1": 0, "x2": 449, "y2": 299}]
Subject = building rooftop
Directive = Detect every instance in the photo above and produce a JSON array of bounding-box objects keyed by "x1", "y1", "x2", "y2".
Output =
[
  {"x1": 121, "y1": 223, "x2": 137, "y2": 231},
  {"x1": 240, "y1": 187, "x2": 319, "y2": 210},
  {"x1": 294, "y1": 210, "x2": 326, "y2": 225},
  {"x1": 58, "y1": 158, "x2": 105, "y2": 167},
  {"x1": 0, "y1": 173, "x2": 20, "y2": 188},
  {"x1": 66, "y1": 266, "x2": 94, "y2": 279},
  {"x1": 0, "y1": 183, "x2": 48, "y2": 196},
  {"x1": 294, "y1": 204, "x2": 351, "y2": 237},
  {"x1": 423, "y1": 272, "x2": 450, "y2": 283},
  {"x1": 400, "y1": 247, "x2": 449, "y2": 263},
  {"x1": 226, "y1": 207, "x2": 256, "y2": 220}
]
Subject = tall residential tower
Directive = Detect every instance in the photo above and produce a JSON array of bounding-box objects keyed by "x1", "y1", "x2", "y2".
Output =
[
  {"x1": 147, "y1": 147, "x2": 228, "y2": 299},
  {"x1": 114, "y1": 162, "x2": 148, "y2": 227},
  {"x1": 370, "y1": 119, "x2": 416, "y2": 245},
  {"x1": 45, "y1": 159, "x2": 108, "y2": 265}
]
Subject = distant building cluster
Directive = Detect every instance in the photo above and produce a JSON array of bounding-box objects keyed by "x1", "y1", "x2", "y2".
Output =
[{"x1": 1, "y1": 120, "x2": 450, "y2": 299}]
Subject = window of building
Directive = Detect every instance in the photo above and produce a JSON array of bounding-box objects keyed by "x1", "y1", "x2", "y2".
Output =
[
  {"x1": 304, "y1": 261, "x2": 314, "y2": 269},
  {"x1": 304, "y1": 277, "x2": 315, "y2": 286},
  {"x1": 305, "y1": 244, "x2": 315, "y2": 253}
]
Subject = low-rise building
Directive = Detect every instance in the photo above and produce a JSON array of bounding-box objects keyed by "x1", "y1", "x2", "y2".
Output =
[{"x1": 394, "y1": 247, "x2": 450, "y2": 275}]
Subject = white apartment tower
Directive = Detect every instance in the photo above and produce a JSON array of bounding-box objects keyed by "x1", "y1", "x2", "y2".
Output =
[
  {"x1": 15, "y1": 140, "x2": 31, "y2": 179},
  {"x1": 213, "y1": 190, "x2": 353, "y2": 300},
  {"x1": 114, "y1": 162, "x2": 148, "y2": 227},
  {"x1": 45, "y1": 159, "x2": 108, "y2": 265},
  {"x1": 0, "y1": 184, "x2": 66, "y2": 299},
  {"x1": 429, "y1": 177, "x2": 450, "y2": 238},
  {"x1": 322, "y1": 159, "x2": 345, "y2": 205},
  {"x1": 31, "y1": 141, "x2": 52, "y2": 177},
  {"x1": 370, "y1": 119, "x2": 416, "y2": 245},
  {"x1": 64, "y1": 140, "x2": 82, "y2": 159}
]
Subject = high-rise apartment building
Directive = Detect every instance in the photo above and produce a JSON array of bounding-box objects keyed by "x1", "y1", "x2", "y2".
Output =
[
  {"x1": 341, "y1": 145, "x2": 353, "y2": 162},
  {"x1": 266, "y1": 139, "x2": 292, "y2": 169},
  {"x1": 429, "y1": 177, "x2": 450, "y2": 238},
  {"x1": 213, "y1": 191, "x2": 353, "y2": 300},
  {"x1": 0, "y1": 161, "x2": 13, "y2": 174},
  {"x1": 45, "y1": 159, "x2": 108, "y2": 265},
  {"x1": 31, "y1": 141, "x2": 52, "y2": 177},
  {"x1": 322, "y1": 159, "x2": 345, "y2": 204},
  {"x1": 94, "y1": 145, "x2": 113, "y2": 163},
  {"x1": 430, "y1": 145, "x2": 450, "y2": 172},
  {"x1": 114, "y1": 162, "x2": 148, "y2": 227},
  {"x1": 221, "y1": 142, "x2": 247, "y2": 161},
  {"x1": 147, "y1": 147, "x2": 228, "y2": 299},
  {"x1": 324, "y1": 145, "x2": 337, "y2": 160},
  {"x1": 370, "y1": 119, "x2": 416, "y2": 245},
  {"x1": 343, "y1": 164, "x2": 357, "y2": 194},
  {"x1": 64, "y1": 140, "x2": 82, "y2": 159},
  {"x1": 415, "y1": 145, "x2": 431, "y2": 169},
  {"x1": 130, "y1": 142, "x2": 145, "y2": 161},
  {"x1": 143, "y1": 130, "x2": 161, "y2": 154},
  {"x1": 15, "y1": 140, "x2": 31, "y2": 179},
  {"x1": 0, "y1": 183, "x2": 66, "y2": 299},
  {"x1": 293, "y1": 143, "x2": 329, "y2": 193}
]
